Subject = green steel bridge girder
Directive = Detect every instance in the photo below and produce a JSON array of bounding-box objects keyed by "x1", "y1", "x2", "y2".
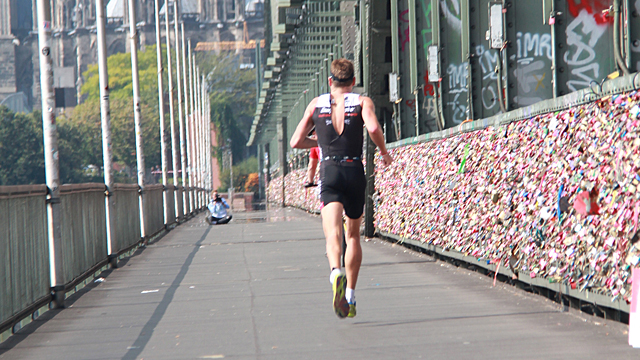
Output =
[
  {"x1": 277, "y1": 0, "x2": 343, "y2": 6},
  {"x1": 276, "y1": 0, "x2": 303, "y2": 8},
  {"x1": 306, "y1": 12, "x2": 352, "y2": 17},
  {"x1": 270, "y1": 42, "x2": 289, "y2": 52},
  {"x1": 287, "y1": 54, "x2": 333, "y2": 61},
  {"x1": 274, "y1": 24, "x2": 296, "y2": 34},
  {"x1": 285, "y1": 67, "x2": 328, "y2": 74},
  {"x1": 288, "y1": 39, "x2": 339, "y2": 46},
  {"x1": 286, "y1": 47, "x2": 334, "y2": 55},
  {"x1": 266, "y1": 57, "x2": 285, "y2": 66}
]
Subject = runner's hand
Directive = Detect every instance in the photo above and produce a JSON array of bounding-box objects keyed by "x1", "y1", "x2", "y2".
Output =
[{"x1": 379, "y1": 153, "x2": 393, "y2": 167}]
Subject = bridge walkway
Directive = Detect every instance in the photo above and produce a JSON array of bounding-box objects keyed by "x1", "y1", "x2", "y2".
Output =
[{"x1": 0, "y1": 208, "x2": 635, "y2": 359}]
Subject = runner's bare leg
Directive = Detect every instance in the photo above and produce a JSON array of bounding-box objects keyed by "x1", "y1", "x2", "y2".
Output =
[
  {"x1": 321, "y1": 202, "x2": 344, "y2": 271},
  {"x1": 344, "y1": 216, "x2": 363, "y2": 289}
]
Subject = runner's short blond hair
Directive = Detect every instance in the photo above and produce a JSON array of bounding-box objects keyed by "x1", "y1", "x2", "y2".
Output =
[{"x1": 330, "y1": 59, "x2": 354, "y2": 87}]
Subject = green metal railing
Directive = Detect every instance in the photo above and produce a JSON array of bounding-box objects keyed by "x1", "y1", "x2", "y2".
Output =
[
  {"x1": 112, "y1": 184, "x2": 142, "y2": 252},
  {"x1": 0, "y1": 185, "x2": 49, "y2": 334},
  {"x1": 59, "y1": 184, "x2": 108, "y2": 285},
  {"x1": 0, "y1": 183, "x2": 208, "y2": 341}
]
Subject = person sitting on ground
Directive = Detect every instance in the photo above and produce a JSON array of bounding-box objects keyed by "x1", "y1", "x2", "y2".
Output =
[{"x1": 207, "y1": 190, "x2": 232, "y2": 225}]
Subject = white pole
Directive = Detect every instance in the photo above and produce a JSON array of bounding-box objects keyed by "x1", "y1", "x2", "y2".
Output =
[
  {"x1": 207, "y1": 96, "x2": 213, "y2": 194},
  {"x1": 165, "y1": 2, "x2": 179, "y2": 222},
  {"x1": 206, "y1": 85, "x2": 210, "y2": 196},
  {"x1": 205, "y1": 93, "x2": 211, "y2": 195},
  {"x1": 188, "y1": 40, "x2": 198, "y2": 209},
  {"x1": 36, "y1": 0, "x2": 65, "y2": 307},
  {"x1": 198, "y1": 73, "x2": 203, "y2": 207},
  {"x1": 196, "y1": 67, "x2": 203, "y2": 207},
  {"x1": 128, "y1": 0, "x2": 147, "y2": 240},
  {"x1": 153, "y1": 0, "x2": 169, "y2": 226},
  {"x1": 182, "y1": 29, "x2": 192, "y2": 214},
  {"x1": 200, "y1": 73, "x2": 207, "y2": 197},
  {"x1": 200, "y1": 73, "x2": 206, "y2": 203},
  {"x1": 187, "y1": 39, "x2": 195, "y2": 212},
  {"x1": 174, "y1": 3, "x2": 187, "y2": 218},
  {"x1": 96, "y1": 0, "x2": 117, "y2": 267}
]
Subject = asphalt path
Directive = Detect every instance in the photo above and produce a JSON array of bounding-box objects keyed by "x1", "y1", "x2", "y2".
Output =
[{"x1": 0, "y1": 207, "x2": 637, "y2": 359}]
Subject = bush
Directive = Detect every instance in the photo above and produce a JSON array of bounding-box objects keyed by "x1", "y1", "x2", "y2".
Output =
[
  {"x1": 219, "y1": 156, "x2": 258, "y2": 192},
  {"x1": 244, "y1": 173, "x2": 259, "y2": 193}
]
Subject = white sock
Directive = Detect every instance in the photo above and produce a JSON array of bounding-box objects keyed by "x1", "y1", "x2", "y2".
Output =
[
  {"x1": 329, "y1": 268, "x2": 343, "y2": 284},
  {"x1": 346, "y1": 288, "x2": 355, "y2": 304}
]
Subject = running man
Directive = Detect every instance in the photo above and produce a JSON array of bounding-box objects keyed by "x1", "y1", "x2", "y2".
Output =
[
  {"x1": 304, "y1": 129, "x2": 320, "y2": 188},
  {"x1": 290, "y1": 58, "x2": 393, "y2": 318}
]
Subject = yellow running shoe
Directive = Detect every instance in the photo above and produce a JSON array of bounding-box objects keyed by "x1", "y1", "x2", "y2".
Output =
[
  {"x1": 331, "y1": 272, "x2": 349, "y2": 318},
  {"x1": 347, "y1": 302, "x2": 356, "y2": 318}
]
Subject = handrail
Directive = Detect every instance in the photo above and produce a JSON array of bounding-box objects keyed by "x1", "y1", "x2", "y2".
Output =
[
  {"x1": 112, "y1": 183, "x2": 139, "y2": 191},
  {"x1": 0, "y1": 184, "x2": 47, "y2": 199},
  {"x1": 145, "y1": 184, "x2": 165, "y2": 191},
  {"x1": 59, "y1": 183, "x2": 106, "y2": 194}
]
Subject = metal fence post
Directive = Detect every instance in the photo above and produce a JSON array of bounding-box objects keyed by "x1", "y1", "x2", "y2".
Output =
[
  {"x1": 153, "y1": 0, "x2": 169, "y2": 226},
  {"x1": 187, "y1": 39, "x2": 195, "y2": 213},
  {"x1": 165, "y1": 1, "x2": 180, "y2": 222},
  {"x1": 127, "y1": 0, "x2": 147, "y2": 240},
  {"x1": 277, "y1": 117, "x2": 287, "y2": 207},
  {"x1": 179, "y1": 20, "x2": 190, "y2": 214},
  {"x1": 36, "y1": 0, "x2": 65, "y2": 307},
  {"x1": 96, "y1": 0, "x2": 117, "y2": 267}
]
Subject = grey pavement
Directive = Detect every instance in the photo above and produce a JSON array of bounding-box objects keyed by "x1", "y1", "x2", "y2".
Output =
[{"x1": 0, "y1": 207, "x2": 637, "y2": 360}]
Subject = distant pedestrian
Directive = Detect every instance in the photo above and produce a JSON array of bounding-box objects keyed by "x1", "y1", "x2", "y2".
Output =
[{"x1": 207, "y1": 190, "x2": 232, "y2": 225}]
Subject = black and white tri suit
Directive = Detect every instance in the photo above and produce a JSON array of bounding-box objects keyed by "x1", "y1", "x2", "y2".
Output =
[{"x1": 312, "y1": 93, "x2": 366, "y2": 219}]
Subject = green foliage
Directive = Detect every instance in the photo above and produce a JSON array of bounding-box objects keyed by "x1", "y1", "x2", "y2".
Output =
[
  {"x1": 1, "y1": 46, "x2": 258, "y2": 187},
  {"x1": 0, "y1": 107, "x2": 103, "y2": 185},
  {"x1": 75, "y1": 45, "x2": 169, "y2": 171},
  {"x1": 0, "y1": 107, "x2": 44, "y2": 185},
  {"x1": 219, "y1": 156, "x2": 258, "y2": 192},
  {"x1": 198, "y1": 52, "x2": 257, "y2": 165}
]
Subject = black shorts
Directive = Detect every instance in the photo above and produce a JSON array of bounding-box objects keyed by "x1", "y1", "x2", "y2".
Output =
[{"x1": 320, "y1": 160, "x2": 366, "y2": 219}]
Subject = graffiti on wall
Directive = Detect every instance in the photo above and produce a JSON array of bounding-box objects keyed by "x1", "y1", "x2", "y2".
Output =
[
  {"x1": 398, "y1": 0, "x2": 439, "y2": 128},
  {"x1": 474, "y1": 45, "x2": 501, "y2": 112},
  {"x1": 395, "y1": 0, "x2": 627, "y2": 130},
  {"x1": 440, "y1": 0, "x2": 462, "y2": 35},
  {"x1": 440, "y1": 0, "x2": 467, "y2": 124},
  {"x1": 445, "y1": 63, "x2": 468, "y2": 123},
  {"x1": 512, "y1": 32, "x2": 553, "y2": 106},
  {"x1": 564, "y1": 2, "x2": 611, "y2": 92}
]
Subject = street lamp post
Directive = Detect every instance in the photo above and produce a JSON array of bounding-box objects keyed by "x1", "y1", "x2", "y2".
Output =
[{"x1": 226, "y1": 139, "x2": 234, "y2": 210}]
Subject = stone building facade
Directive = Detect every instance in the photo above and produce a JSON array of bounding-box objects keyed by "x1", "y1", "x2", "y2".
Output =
[{"x1": 0, "y1": 0, "x2": 264, "y2": 112}]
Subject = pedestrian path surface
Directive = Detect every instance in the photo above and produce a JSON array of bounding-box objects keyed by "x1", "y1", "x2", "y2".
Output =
[{"x1": 0, "y1": 207, "x2": 637, "y2": 359}]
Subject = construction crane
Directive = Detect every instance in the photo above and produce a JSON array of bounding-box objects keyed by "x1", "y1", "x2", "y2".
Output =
[{"x1": 195, "y1": 22, "x2": 264, "y2": 52}]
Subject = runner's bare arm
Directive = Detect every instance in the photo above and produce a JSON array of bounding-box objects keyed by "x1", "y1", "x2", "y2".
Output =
[
  {"x1": 290, "y1": 99, "x2": 319, "y2": 149},
  {"x1": 361, "y1": 96, "x2": 393, "y2": 166}
]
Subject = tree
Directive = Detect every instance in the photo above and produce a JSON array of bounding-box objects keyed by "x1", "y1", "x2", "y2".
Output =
[
  {"x1": 73, "y1": 45, "x2": 170, "y2": 174},
  {"x1": 0, "y1": 107, "x2": 44, "y2": 185},
  {"x1": 197, "y1": 52, "x2": 257, "y2": 166},
  {"x1": 219, "y1": 156, "x2": 258, "y2": 192},
  {"x1": 0, "y1": 107, "x2": 100, "y2": 185}
]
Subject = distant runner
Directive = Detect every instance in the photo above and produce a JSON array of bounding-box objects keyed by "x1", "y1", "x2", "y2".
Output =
[
  {"x1": 290, "y1": 58, "x2": 393, "y2": 318},
  {"x1": 304, "y1": 129, "x2": 320, "y2": 188}
]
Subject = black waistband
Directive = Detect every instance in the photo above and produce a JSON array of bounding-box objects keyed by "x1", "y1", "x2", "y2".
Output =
[{"x1": 324, "y1": 156, "x2": 361, "y2": 162}]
